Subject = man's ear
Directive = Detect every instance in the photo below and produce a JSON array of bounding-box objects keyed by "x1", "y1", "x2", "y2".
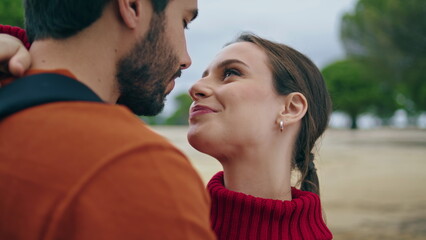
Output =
[
  {"x1": 117, "y1": 0, "x2": 142, "y2": 29},
  {"x1": 278, "y1": 92, "x2": 308, "y2": 125}
]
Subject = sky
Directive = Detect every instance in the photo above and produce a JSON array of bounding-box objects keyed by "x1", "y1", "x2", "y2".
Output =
[{"x1": 162, "y1": 0, "x2": 358, "y2": 115}]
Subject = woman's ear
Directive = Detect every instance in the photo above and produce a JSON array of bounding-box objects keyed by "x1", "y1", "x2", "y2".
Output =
[
  {"x1": 117, "y1": 0, "x2": 142, "y2": 29},
  {"x1": 278, "y1": 92, "x2": 308, "y2": 125}
]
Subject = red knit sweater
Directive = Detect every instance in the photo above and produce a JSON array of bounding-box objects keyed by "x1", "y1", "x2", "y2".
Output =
[
  {"x1": 0, "y1": 25, "x2": 31, "y2": 49},
  {"x1": 208, "y1": 172, "x2": 333, "y2": 240}
]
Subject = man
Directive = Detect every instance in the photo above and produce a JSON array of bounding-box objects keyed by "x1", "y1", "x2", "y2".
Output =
[{"x1": 0, "y1": 0, "x2": 216, "y2": 239}]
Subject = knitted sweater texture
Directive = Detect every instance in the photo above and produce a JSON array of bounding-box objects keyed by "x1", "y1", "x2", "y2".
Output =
[{"x1": 208, "y1": 172, "x2": 333, "y2": 240}]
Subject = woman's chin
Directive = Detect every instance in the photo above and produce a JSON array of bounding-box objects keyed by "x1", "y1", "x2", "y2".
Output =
[
  {"x1": 188, "y1": 134, "x2": 207, "y2": 152},
  {"x1": 188, "y1": 133, "x2": 216, "y2": 156}
]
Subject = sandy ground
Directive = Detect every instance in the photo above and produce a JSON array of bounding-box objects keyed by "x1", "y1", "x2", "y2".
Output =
[{"x1": 151, "y1": 126, "x2": 426, "y2": 240}]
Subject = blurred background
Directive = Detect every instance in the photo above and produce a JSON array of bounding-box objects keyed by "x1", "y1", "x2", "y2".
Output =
[{"x1": 2, "y1": 0, "x2": 425, "y2": 239}]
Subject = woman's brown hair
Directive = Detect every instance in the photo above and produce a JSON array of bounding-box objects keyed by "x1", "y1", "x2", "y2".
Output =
[{"x1": 231, "y1": 33, "x2": 332, "y2": 196}]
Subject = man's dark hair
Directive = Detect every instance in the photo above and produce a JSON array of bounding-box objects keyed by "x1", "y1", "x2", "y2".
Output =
[{"x1": 24, "y1": 0, "x2": 169, "y2": 42}]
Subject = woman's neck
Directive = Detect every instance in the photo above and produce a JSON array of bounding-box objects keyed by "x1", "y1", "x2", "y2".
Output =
[{"x1": 220, "y1": 147, "x2": 293, "y2": 201}]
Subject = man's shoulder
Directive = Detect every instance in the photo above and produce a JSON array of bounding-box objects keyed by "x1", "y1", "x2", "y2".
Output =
[
  {"x1": 1, "y1": 100, "x2": 196, "y2": 194},
  {"x1": 14, "y1": 101, "x2": 168, "y2": 143},
  {"x1": 0, "y1": 102, "x2": 215, "y2": 240},
  {"x1": 2, "y1": 100, "x2": 184, "y2": 164}
]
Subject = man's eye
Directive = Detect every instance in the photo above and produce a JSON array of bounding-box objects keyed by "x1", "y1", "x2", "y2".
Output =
[{"x1": 183, "y1": 20, "x2": 189, "y2": 29}]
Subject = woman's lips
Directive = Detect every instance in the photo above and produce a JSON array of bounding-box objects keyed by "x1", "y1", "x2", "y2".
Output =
[{"x1": 190, "y1": 105, "x2": 217, "y2": 118}]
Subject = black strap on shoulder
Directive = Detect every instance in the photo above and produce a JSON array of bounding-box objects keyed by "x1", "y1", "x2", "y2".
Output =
[{"x1": 0, "y1": 73, "x2": 103, "y2": 119}]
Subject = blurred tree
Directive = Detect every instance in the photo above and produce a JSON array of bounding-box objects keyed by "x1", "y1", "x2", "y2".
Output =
[
  {"x1": 341, "y1": 0, "x2": 426, "y2": 112},
  {"x1": 165, "y1": 93, "x2": 192, "y2": 125},
  {"x1": 140, "y1": 115, "x2": 165, "y2": 125},
  {"x1": 0, "y1": 0, "x2": 24, "y2": 27},
  {"x1": 322, "y1": 59, "x2": 393, "y2": 129}
]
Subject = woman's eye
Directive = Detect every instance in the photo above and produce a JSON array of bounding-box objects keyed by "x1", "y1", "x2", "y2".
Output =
[{"x1": 224, "y1": 69, "x2": 240, "y2": 78}]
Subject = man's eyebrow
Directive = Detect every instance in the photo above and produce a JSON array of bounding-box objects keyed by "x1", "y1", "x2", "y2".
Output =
[
  {"x1": 202, "y1": 59, "x2": 249, "y2": 78},
  {"x1": 189, "y1": 9, "x2": 198, "y2": 22}
]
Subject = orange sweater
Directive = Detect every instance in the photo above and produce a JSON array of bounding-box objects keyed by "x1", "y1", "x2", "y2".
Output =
[{"x1": 0, "y1": 71, "x2": 216, "y2": 239}]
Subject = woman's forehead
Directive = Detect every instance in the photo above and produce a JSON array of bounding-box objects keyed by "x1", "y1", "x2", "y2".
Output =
[{"x1": 205, "y1": 42, "x2": 269, "y2": 72}]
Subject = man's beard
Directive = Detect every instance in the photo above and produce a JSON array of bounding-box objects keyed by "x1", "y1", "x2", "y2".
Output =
[{"x1": 116, "y1": 13, "x2": 180, "y2": 116}]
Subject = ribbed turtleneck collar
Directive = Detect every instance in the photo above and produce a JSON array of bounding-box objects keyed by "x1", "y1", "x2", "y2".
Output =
[{"x1": 207, "y1": 171, "x2": 333, "y2": 240}]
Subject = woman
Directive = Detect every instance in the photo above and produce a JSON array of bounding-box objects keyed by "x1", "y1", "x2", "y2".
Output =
[
  {"x1": 187, "y1": 33, "x2": 333, "y2": 240},
  {"x1": 0, "y1": 27, "x2": 332, "y2": 239}
]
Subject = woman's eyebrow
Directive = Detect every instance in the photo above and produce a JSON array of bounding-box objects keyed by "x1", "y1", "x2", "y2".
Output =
[{"x1": 217, "y1": 59, "x2": 249, "y2": 69}]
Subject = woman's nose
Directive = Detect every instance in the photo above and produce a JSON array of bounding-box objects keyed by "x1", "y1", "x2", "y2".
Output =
[{"x1": 188, "y1": 78, "x2": 213, "y2": 101}]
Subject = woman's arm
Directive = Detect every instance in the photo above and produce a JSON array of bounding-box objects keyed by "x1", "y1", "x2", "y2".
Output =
[
  {"x1": 0, "y1": 25, "x2": 31, "y2": 49},
  {"x1": 0, "y1": 25, "x2": 31, "y2": 77}
]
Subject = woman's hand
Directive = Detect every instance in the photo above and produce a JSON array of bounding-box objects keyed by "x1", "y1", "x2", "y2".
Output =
[{"x1": 0, "y1": 34, "x2": 31, "y2": 77}]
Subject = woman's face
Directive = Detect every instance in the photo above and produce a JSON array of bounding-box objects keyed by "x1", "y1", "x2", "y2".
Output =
[{"x1": 187, "y1": 42, "x2": 285, "y2": 159}]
